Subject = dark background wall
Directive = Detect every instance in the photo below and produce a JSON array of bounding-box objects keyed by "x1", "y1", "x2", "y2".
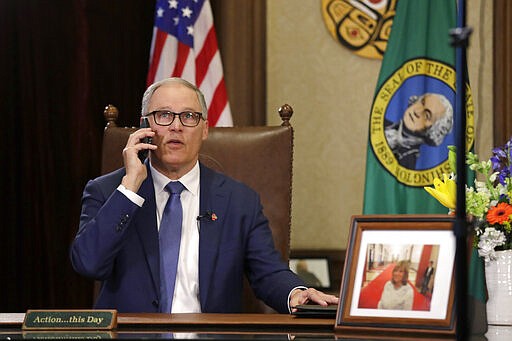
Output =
[{"x1": 1, "y1": 0, "x2": 154, "y2": 311}]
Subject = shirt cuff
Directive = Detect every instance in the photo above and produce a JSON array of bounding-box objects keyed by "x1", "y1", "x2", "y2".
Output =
[
  {"x1": 117, "y1": 184, "x2": 145, "y2": 207},
  {"x1": 287, "y1": 286, "x2": 308, "y2": 313}
]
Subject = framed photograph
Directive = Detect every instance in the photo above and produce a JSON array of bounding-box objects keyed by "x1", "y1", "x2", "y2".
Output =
[
  {"x1": 289, "y1": 257, "x2": 331, "y2": 290},
  {"x1": 335, "y1": 215, "x2": 456, "y2": 338},
  {"x1": 290, "y1": 249, "x2": 345, "y2": 294}
]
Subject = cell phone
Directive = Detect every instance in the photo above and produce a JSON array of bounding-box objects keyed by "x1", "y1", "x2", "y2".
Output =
[{"x1": 138, "y1": 116, "x2": 152, "y2": 162}]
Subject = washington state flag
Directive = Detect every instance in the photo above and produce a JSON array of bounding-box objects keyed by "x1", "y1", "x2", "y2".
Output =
[
  {"x1": 362, "y1": 0, "x2": 486, "y2": 333},
  {"x1": 363, "y1": 0, "x2": 474, "y2": 213}
]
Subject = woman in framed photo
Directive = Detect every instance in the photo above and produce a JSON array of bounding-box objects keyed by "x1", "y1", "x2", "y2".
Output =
[{"x1": 377, "y1": 260, "x2": 414, "y2": 310}]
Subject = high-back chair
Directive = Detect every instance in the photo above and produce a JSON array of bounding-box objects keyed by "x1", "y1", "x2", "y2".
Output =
[{"x1": 99, "y1": 104, "x2": 294, "y2": 313}]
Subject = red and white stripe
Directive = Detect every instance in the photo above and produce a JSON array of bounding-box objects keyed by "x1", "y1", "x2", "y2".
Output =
[{"x1": 147, "y1": 0, "x2": 232, "y2": 127}]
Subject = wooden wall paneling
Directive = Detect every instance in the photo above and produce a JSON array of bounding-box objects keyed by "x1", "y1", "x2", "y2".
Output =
[
  {"x1": 493, "y1": 0, "x2": 512, "y2": 145},
  {"x1": 210, "y1": 0, "x2": 266, "y2": 126}
]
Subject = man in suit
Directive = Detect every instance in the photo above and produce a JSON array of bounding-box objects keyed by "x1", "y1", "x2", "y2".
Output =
[
  {"x1": 70, "y1": 77, "x2": 338, "y2": 313},
  {"x1": 421, "y1": 261, "x2": 435, "y2": 295}
]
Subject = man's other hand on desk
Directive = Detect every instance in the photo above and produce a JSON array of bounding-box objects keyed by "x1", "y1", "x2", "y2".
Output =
[{"x1": 289, "y1": 288, "x2": 339, "y2": 312}]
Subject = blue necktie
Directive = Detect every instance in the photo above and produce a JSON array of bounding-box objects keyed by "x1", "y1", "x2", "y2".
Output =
[{"x1": 159, "y1": 181, "x2": 185, "y2": 313}]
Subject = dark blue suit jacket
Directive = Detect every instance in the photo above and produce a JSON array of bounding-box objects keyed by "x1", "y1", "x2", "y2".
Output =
[{"x1": 70, "y1": 163, "x2": 304, "y2": 313}]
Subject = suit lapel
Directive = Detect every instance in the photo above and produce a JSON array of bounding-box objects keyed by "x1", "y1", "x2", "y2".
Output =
[
  {"x1": 198, "y1": 165, "x2": 230, "y2": 308},
  {"x1": 135, "y1": 162, "x2": 160, "y2": 294}
]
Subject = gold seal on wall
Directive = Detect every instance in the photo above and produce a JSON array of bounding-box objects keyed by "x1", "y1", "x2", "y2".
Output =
[{"x1": 321, "y1": 0, "x2": 397, "y2": 59}]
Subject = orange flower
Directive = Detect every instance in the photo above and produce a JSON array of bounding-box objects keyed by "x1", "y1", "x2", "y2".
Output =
[{"x1": 486, "y1": 202, "x2": 512, "y2": 225}]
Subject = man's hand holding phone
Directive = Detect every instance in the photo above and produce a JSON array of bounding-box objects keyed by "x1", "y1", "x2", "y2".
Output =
[{"x1": 120, "y1": 118, "x2": 156, "y2": 193}]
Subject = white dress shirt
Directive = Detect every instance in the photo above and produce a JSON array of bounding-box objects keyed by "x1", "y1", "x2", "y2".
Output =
[{"x1": 151, "y1": 162, "x2": 201, "y2": 313}]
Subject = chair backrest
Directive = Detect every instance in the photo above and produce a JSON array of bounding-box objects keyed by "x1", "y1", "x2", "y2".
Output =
[{"x1": 100, "y1": 104, "x2": 294, "y2": 313}]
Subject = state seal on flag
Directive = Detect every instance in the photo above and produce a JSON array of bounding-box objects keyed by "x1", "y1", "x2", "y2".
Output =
[{"x1": 369, "y1": 58, "x2": 474, "y2": 187}]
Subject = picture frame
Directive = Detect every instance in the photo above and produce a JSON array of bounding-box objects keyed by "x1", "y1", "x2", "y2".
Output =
[
  {"x1": 335, "y1": 215, "x2": 456, "y2": 338},
  {"x1": 290, "y1": 249, "x2": 346, "y2": 295},
  {"x1": 289, "y1": 257, "x2": 332, "y2": 291}
]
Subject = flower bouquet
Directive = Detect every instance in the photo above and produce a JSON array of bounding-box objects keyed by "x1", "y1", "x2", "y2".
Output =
[{"x1": 424, "y1": 138, "x2": 512, "y2": 263}]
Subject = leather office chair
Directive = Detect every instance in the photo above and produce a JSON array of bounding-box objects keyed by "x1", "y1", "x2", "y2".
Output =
[{"x1": 99, "y1": 104, "x2": 294, "y2": 313}]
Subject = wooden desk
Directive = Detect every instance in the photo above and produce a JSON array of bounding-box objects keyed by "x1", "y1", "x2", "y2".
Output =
[
  {"x1": 0, "y1": 313, "x2": 336, "y2": 339},
  {"x1": 0, "y1": 313, "x2": 497, "y2": 339}
]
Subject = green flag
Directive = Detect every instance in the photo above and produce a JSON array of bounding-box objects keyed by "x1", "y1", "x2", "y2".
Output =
[
  {"x1": 363, "y1": 0, "x2": 474, "y2": 214},
  {"x1": 362, "y1": 0, "x2": 485, "y2": 334}
]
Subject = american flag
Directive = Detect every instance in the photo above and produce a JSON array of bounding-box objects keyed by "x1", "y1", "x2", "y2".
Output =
[{"x1": 147, "y1": 0, "x2": 233, "y2": 127}]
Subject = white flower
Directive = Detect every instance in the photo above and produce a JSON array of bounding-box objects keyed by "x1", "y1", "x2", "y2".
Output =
[
  {"x1": 474, "y1": 180, "x2": 488, "y2": 191},
  {"x1": 477, "y1": 227, "x2": 507, "y2": 262},
  {"x1": 497, "y1": 183, "x2": 508, "y2": 197}
]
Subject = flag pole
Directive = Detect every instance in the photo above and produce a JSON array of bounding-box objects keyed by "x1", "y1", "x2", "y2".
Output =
[{"x1": 449, "y1": 0, "x2": 472, "y2": 339}]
